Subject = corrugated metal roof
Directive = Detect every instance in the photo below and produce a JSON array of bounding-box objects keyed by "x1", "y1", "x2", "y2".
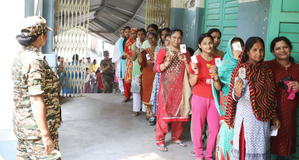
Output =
[
  {"x1": 88, "y1": 0, "x2": 146, "y2": 45},
  {"x1": 54, "y1": 0, "x2": 146, "y2": 45}
]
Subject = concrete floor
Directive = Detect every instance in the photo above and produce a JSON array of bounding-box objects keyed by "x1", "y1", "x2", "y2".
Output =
[
  {"x1": 59, "y1": 93, "x2": 195, "y2": 160},
  {"x1": 0, "y1": 93, "x2": 197, "y2": 160}
]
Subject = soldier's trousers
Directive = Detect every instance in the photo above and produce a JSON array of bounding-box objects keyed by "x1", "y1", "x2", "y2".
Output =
[
  {"x1": 16, "y1": 130, "x2": 61, "y2": 160},
  {"x1": 101, "y1": 74, "x2": 113, "y2": 93}
]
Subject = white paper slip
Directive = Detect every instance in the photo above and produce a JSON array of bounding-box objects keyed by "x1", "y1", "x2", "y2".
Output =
[
  {"x1": 270, "y1": 125, "x2": 278, "y2": 136},
  {"x1": 146, "y1": 54, "x2": 151, "y2": 60},
  {"x1": 232, "y1": 42, "x2": 242, "y2": 51},
  {"x1": 136, "y1": 38, "x2": 141, "y2": 48},
  {"x1": 191, "y1": 56, "x2": 198, "y2": 63},
  {"x1": 215, "y1": 58, "x2": 221, "y2": 67},
  {"x1": 239, "y1": 68, "x2": 246, "y2": 79},
  {"x1": 180, "y1": 44, "x2": 187, "y2": 53}
]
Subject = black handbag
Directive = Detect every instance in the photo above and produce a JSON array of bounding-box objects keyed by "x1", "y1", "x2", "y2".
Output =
[{"x1": 278, "y1": 76, "x2": 293, "y2": 94}]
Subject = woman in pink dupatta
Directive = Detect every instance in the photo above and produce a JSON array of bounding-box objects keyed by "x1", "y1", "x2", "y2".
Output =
[{"x1": 154, "y1": 28, "x2": 192, "y2": 152}]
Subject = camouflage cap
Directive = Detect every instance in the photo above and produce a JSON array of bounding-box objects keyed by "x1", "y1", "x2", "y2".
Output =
[{"x1": 20, "y1": 16, "x2": 52, "y2": 36}]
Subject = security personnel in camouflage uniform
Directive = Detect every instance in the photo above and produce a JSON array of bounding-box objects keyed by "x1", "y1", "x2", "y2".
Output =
[
  {"x1": 100, "y1": 51, "x2": 115, "y2": 93},
  {"x1": 13, "y1": 16, "x2": 61, "y2": 159}
]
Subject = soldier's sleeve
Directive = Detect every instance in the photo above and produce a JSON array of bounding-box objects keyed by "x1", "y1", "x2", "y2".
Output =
[
  {"x1": 27, "y1": 59, "x2": 46, "y2": 95},
  {"x1": 100, "y1": 61, "x2": 104, "y2": 69}
]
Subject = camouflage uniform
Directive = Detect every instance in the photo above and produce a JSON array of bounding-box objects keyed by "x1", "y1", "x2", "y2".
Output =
[
  {"x1": 100, "y1": 58, "x2": 115, "y2": 93},
  {"x1": 12, "y1": 16, "x2": 61, "y2": 159}
]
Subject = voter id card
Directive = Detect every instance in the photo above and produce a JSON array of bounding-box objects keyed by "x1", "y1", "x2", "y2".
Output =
[
  {"x1": 232, "y1": 42, "x2": 242, "y2": 51},
  {"x1": 215, "y1": 58, "x2": 221, "y2": 67},
  {"x1": 146, "y1": 54, "x2": 151, "y2": 60},
  {"x1": 239, "y1": 68, "x2": 246, "y2": 79},
  {"x1": 136, "y1": 38, "x2": 141, "y2": 48},
  {"x1": 191, "y1": 56, "x2": 198, "y2": 63},
  {"x1": 180, "y1": 44, "x2": 187, "y2": 53}
]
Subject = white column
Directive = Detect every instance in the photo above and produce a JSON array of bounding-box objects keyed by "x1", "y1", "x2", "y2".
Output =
[{"x1": 0, "y1": 1, "x2": 25, "y2": 129}]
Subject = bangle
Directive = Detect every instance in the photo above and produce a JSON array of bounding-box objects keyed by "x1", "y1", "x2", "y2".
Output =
[{"x1": 235, "y1": 91, "x2": 242, "y2": 97}]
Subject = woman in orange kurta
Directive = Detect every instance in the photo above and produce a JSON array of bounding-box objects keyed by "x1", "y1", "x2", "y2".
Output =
[
  {"x1": 138, "y1": 32, "x2": 158, "y2": 125},
  {"x1": 123, "y1": 28, "x2": 137, "y2": 102}
]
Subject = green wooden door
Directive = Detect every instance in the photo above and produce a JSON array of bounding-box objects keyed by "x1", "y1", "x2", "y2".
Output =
[
  {"x1": 204, "y1": 0, "x2": 239, "y2": 52},
  {"x1": 266, "y1": 0, "x2": 299, "y2": 159}
]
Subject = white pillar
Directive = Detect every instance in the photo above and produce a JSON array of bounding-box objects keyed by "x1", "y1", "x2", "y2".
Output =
[{"x1": 0, "y1": 1, "x2": 25, "y2": 129}]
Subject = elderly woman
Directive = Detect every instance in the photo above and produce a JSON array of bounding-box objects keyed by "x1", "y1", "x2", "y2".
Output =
[
  {"x1": 13, "y1": 16, "x2": 61, "y2": 159},
  {"x1": 100, "y1": 51, "x2": 115, "y2": 93}
]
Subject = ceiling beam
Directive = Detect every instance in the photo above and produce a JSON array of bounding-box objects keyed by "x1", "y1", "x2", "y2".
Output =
[
  {"x1": 93, "y1": 0, "x2": 108, "y2": 16},
  {"x1": 90, "y1": 0, "x2": 145, "y2": 34}
]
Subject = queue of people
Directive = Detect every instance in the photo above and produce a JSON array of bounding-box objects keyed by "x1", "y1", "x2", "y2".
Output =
[
  {"x1": 112, "y1": 22, "x2": 298, "y2": 160},
  {"x1": 12, "y1": 16, "x2": 298, "y2": 160}
]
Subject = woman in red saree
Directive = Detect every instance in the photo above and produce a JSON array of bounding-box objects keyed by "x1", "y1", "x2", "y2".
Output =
[
  {"x1": 123, "y1": 28, "x2": 137, "y2": 102},
  {"x1": 154, "y1": 28, "x2": 192, "y2": 152}
]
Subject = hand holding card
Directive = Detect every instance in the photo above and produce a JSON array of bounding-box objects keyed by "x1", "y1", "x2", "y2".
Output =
[
  {"x1": 270, "y1": 125, "x2": 278, "y2": 136},
  {"x1": 191, "y1": 56, "x2": 198, "y2": 63},
  {"x1": 180, "y1": 44, "x2": 187, "y2": 53},
  {"x1": 136, "y1": 38, "x2": 141, "y2": 48},
  {"x1": 146, "y1": 54, "x2": 151, "y2": 60},
  {"x1": 232, "y1": 42, "x2": 242, "y2": 51},
  {"x1": 239, "y1": 68, "x2": 246, "y2": 79},
  {"x1": 215, "y1": 58, "x2": 221, "y2": 67}
]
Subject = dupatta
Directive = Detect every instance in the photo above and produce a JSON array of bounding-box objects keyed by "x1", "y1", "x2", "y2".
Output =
[
  {"x1": 212, "y1": 38, "x2": 239, "y2": 116},
  {"x1": 160, "y1": 47, "x2": 191, "y2": 117},
  {"x1": 224, "y1": 42, "x2": 276, "y2": 128},
  {"x1": 124, "y1": 38, "x2": 135, "y2": 57}
]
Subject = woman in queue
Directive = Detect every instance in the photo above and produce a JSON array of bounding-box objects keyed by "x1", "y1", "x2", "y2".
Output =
[
  {"x1": 138, "y1": 32, "x2": 158, "y2": 125},
  {"x1": 131, "y1": 28, "x2": 146, "y2": 116},
  {"x1": 123, "y1": 28, "x2": 137, "y2": 102},
  {"x1": 265, "y1": 36, "x2": 299, "y2": 160},
  {"x1": 225, "y1": 37, "x2": 280, "y2": 160},
  {"x1": 211, "y1": 37, "x2": 244, "y2": 160},
  {"x1": 189, "y1": 33, "x2": 221, "y2": 160},
  {"x1": 150, "y1": 27, "x2": 171, "y2": 119},
  {"x1": 154, "y1": 28, "x2": 191, "y2": 152}
]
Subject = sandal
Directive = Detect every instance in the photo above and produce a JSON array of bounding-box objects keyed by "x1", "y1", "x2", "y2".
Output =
[
  {"x1": 122, "y1": 98, "x2": 130, "y2": 103},
  {"x1": 146, "y1": 116, "x2": 150, "y2": 120},
  {"x1": 132, "y1": 112, "x2": 139, "y2": 117},
  {"x1": 173, "y1": 140, "x2": 188, "y2": 147},
  {"x1": 190, "y1": 149, "x2": 196, "y2": 156},
  {"x1": 157, "y1": 144, "x2": 168, "y2": 152}
]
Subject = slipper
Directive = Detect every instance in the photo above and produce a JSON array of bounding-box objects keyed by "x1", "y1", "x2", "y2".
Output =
[
  {"x1": 157, "y1": 144, "x2": 168, "y2": 152},
  {"x1": 122, "y1": 98, "x2": 130, "y2": 103},
  {"x1": 132, "y1": 112, "x2": 139, "y2": 117},
  {"x1": 173, "y1": 141, "x2": 188, "y2": 147},
  {"x1": 190, "y1": 149, "x2": 196, "y2": 156}
]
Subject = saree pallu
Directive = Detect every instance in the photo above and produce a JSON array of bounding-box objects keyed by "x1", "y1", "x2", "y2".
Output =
[{"x1": 155, "y1": 48, "x2": 192, "y2": 122}]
